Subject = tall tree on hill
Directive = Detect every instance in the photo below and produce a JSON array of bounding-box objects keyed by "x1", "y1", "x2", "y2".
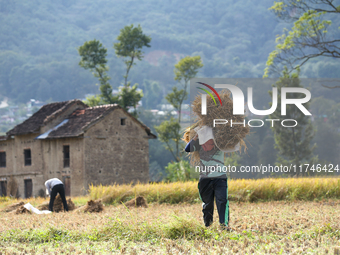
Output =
[
  {"x1": 114, "y1": 24, "x2": 151, "y2": 88},
  {"x1": 113, "y1": 24, "x2": 151, "y2": 115},
  {"x1": 264, "y1": 0, "x2": 340, "y2": 87},
  {"x1": 168, "y1": 56, "x2": 203, "y2": 123},
  {"x1": 78, "y1": 40, "x2": 117, "y2": 105},
  {"x1": 78, "y1": 24, "x2": 151, "y2": 113},
  {"x1": 155, "y1": 56, "x2": 203, "y2": 162},
  {"x1": 269, "y1": 68, "x2": 317, "y2": 176}
]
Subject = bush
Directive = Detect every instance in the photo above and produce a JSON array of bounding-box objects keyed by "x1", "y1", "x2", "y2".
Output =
[{"x1": 165, "y1": 161, "x2": 199, "y2": 182}]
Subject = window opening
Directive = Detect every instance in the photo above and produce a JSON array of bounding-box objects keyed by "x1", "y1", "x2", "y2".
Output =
[
  {"x1": 63, "y1": 145, "x2": 70, "y2": 168},
  {"x1": 0, "y1": 152, "x2": 6, "y2": 167},
  {"x1": 24, "y1": 149, "x2": 31, "y2": 166}
]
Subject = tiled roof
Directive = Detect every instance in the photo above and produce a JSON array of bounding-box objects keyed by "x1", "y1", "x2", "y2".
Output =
[
  {"x1": 27, "y1": 102, "x2": 157, "y2": 139},
  {"x1": 6, "y1": 100, "x2": 87, "y2": 136},
  {"x1": 46, "y1": 104, "x2": 118, "y2": 138}
]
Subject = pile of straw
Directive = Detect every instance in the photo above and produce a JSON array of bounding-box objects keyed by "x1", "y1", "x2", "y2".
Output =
[
  {"x1": 2, "y1": 201, "x2": 25, "y2": 213},
  {"x1": 74, "y1": 200, "x2": 104, "y2": 213},
  {"x1": 185, "y1": 90, "x2": 249, "y2": 164},
  {"x1": 15, "y1": 206, "x2": 30, "y2": 214},
  {"x1": 124, "y1": 196, "x2": 148, "y2": 208},
  {"x1": 37, "y1": 195, "x2": 76, "y2": 212}
]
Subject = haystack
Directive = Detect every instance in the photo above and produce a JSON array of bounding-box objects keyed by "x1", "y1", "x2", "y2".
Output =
[
  {"x1": 37, "y1": 195, "x2": 76, "y2": 212},
  {"x1": 2, "y1": 201, "x2": 25, "y2": 213},
  {"x1": 124, "y1": 196, "x2": 148, "y2": 208},
  {"x1": 15, "y1": 205, "x2": 31, "y2": 214},
  {"x1": 74, "y1": 200, "x2": 104, "y2": 213},
  {"x1": 185, "y1": 90, "x2": 250, "y2": 164}
]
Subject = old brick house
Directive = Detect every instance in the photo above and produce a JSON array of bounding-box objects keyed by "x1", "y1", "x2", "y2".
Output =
[{"x1": 0, "y1": 100, "x2": 156, "y2": 198}]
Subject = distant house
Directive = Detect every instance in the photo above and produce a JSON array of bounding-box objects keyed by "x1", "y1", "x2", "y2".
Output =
[{"x1": 0, "y1": 100, "x2": 156, "y2": 198}]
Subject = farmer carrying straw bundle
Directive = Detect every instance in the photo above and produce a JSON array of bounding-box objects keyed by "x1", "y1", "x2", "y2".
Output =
[{"x1": 184, "y1": 89, "x2": 249, "y2": 230}]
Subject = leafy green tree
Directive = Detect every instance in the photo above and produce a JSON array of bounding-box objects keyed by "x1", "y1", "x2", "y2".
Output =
[
  {"x1": 78, "y1": 25, "x2": 150, "y2": 112},
  {"x1": 78, "y1": 39, "x2": 117, "y2": 105},
  {"x1": 164, "y1": 161, "x2": 199, "y2": 182},
  {"x1": 113, "y1": 24, "x2": 151, "y2": 114},
  {"x1": 154, "y1": 117, "x2": 181, "y2": 162},
  {"x1": 118, "y1": 84, "x2": 143, "y2": 114},
  {"x1": 165, "y1": 87, "x2": 184, "y2": 117},
  {"x1": 172, "y1": 56, "x2": 203, "y2": 123},
  {"x1": 114, "y1": 24, "x2": 151, "y2": 87},
  {"x1": 155, "y1": 56, "x2": 203, "y2": 162},
  {"x1": 269, "y1": 68, "x2": 317, "y2": 176},
  {"x1": 264, "y1": 0, "x2": 340, "y2": 79}
]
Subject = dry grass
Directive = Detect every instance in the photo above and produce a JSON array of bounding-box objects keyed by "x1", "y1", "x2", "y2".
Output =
[
  {"x1": 1, "y1": 201, "x2": 340, "y2": 254},
  {"x1": 0, "y1": 196, "x2": 88, "y2": 212},
  {"x1": 90, "y1": 178, "x2": 340, "y2": 204},
  {"x1": 1, "y1": 179, "x2": 340, "y2": 254}
]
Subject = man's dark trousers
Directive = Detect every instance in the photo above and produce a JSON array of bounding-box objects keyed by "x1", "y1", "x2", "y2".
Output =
[
  {"x1": 198, "y1": 178, "x2": 229, "y2": 227},
  {"x1": 49, "y1": 184, "x2": 68, "y2": 212}
]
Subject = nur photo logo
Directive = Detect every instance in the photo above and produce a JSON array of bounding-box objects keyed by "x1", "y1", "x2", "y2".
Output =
[{"x1": 196, "y1": 81, "x2": 312, "y2": 128}]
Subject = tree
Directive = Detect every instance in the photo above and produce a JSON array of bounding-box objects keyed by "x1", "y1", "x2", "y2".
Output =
[
  {"x1": 155, "y1": 56, "x2": 203, "y2": 162},
  {"x1": 118, "y1": 84, "x2": 143, "y2": 114},
  {"x1": 269, "y1": 68, "x2": 317, "y2": 176},
  {"x1": 264, "y1": 0, "x2": 340, "y2": 80},
  {"x1": 114, "y1": 24, "x2": 151, "y2": 87},
  {"x1": 154, "y1": 117, "x2": 181, "y2": 162},
  {"x1": 172, "y1": 56, "x2": 203, "y2": 123},
  {"x1": 78, "y1": 24, "x2": 150, "y2": 112},
  {"x1": 78, "y1": 39, "x2": 117, "y2": 105},
  {"x1": 113, "y1": 24, "x2": 151, "y2": 114},
  {"x1": 164, "y1": 161, "x2": 199, "y2": 182}
]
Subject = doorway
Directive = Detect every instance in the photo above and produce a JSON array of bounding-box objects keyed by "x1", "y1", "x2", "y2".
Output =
[{"x1": 24, "y1": 179, "x2": 32, "y2": 198}]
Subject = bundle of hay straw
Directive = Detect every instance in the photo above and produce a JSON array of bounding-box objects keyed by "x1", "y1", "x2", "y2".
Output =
[
  {"x1": 184, "y1": 90, "x2": 249, "y2": 164},
  {"x1": 37, "y1": 195, "x2": 76, "y2": 212},
  {"x1": 2, "y1": 201, "x2": 25, "y2": 213},
  {"x1": 123, "y1": 196, "x2": 148, "y2": 208},
  {"x1": 74, "y1": 199, "x2": 104, "y2": 213},
  {"x1": 15, "y1": 206, "x2": 31, "y2": 214}
]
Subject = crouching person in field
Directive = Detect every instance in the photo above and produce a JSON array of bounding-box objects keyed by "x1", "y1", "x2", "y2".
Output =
[
  {"x1": 185, "y1": 126, "x2": 238, "y2": 230},
  {"x1": 45, "y1": 178, "x2": 68, "y2": 212}
]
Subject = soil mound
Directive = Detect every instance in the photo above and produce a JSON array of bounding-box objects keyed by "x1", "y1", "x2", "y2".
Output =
[
  {"x1": 74, "y1": 200, "x2": 104, "y2": 213},
  {"x1": 15, "y1": 205, "x2": 31, "y2": 214},
  {"x1": 124, "y1": 196, "x2": 148, "y2": 208},
  {"x1": 37, "y1": 195, "x2": 76, "y2": 212},
  {"x1": 2, "y1": 201, "x2": 25, "y2": 212}
]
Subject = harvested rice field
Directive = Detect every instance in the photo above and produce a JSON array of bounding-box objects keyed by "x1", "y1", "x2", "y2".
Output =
[{"x1": 1, "y1": 200, "x2": 340, "y2": 254}]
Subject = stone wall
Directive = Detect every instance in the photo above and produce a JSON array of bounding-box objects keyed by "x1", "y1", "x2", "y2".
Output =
[
  {"x1": 0, "y1": 134, "x2": 86, "y2": 197},
  {"x1": 84, "y1": 109, "x2": 149, "y2": 189},
  {"x1": 0, "y1": 134, "x2": 45, "y2": 197},
  {"x1": 41, "y1": 137, "x2": 85, "y2": 196}
]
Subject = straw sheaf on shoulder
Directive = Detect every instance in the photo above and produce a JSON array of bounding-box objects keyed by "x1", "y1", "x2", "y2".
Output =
[{"x1": 185, "y1": 89, "x2": 250, "y2": 164}]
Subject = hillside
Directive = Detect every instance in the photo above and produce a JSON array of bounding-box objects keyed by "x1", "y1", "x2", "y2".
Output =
[{"x1": 0, "y1": 0, "x2": 290, "y2": 103}]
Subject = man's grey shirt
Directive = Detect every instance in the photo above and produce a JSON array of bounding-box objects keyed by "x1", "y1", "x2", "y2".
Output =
[{"x1": 45, "y1": 178, "x2": 63, "y2": 195}]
